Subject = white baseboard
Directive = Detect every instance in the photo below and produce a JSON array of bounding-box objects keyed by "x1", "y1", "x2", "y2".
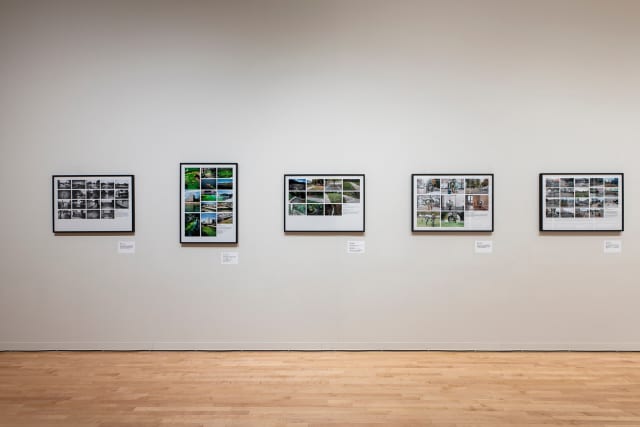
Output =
[{"x1": 2, "y1": 341, "x2": 640, "y2": 351}]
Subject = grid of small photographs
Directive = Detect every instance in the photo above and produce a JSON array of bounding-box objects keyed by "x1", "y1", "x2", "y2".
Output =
[
  {"x1": 413, "y1": 175, "x2": 492, "y2": 231},
  {"x1": 287, "y1": 177, "x2": 361, "y2": 217},
  {"x1": 181, "y1": 163, "x2": 237, "y2": 243},
  {"x1": 541, "y1": 174, "x2": 623, "y2": 231},
  {"x1": 52, "y1": 175, "x2": 134, "y2": 233},
  {"x1": 56, "y1": 177, "x2": 130, "y2": 220}
]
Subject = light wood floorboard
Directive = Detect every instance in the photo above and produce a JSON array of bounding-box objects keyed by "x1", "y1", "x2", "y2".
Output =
[{"x1": 1, "y1": 351, "x2": 640, "y2": 426}]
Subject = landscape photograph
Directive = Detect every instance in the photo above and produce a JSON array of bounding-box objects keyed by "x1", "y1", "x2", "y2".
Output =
[
  {"x1": 217, "y1": 190, "x2": 233, "y2": 201},
  {"x1": 218, "y1": 212, "x2": 233, "y2": 224},
  {"x1": 560, "y1": 178, "x2": 574, "y2": 187},
  {"x1": 416, "y1": 212, "x2": 440, "y2": 227},
  {"x1": 201, "y1": 178, "x2": 216, "y2": 189},
  {"x1": 545, "y1": 178, "x2": 559, "y2": 188},
  {"x1": 307, "y1": 204, "x2": 323, "y2": 215},
  {"x1": 100, "y1": 180, "x2": 114, "y2": 189},
  {"x1": 217, "y1": 168, "x2": 233, "y2": 178},
  {"x1": 590, "y1": 177, "x2": 604, "y2": 186},
  {"x1": 201, "y1": 213, "x2": 217, "y2": 236},
  {"x1": 202, "y1": 168, "x2": 216, "y2": 178},
  {"x1": 289, "y1": 179, "x2": 307, "y2": 191},
  {"x1": 575, "y1": 178, "x2": 590, "y2": 187},
  {"x1": 217, "y1": 178, "x2": 233, "y2": 190},
  {"x1": 185, "y1": 213, "x2": 200, "y2": 236},
  {"x1": 325, "y1": 192, "x2": 342, "y2": 203},
  {"x1": 465, "y1": 178, "x2": 490, "y2": 194},
  {"x1": 201, "y1": 202, "x2": 217, "y2": 212},
  {"x1": 185, "y1": 202, "x2": 200, "y2": 212},
  {"x1": 289, "y1": 204, "x2": 306, "y2": 215},
  {"x1": 289, "y1": 192, "x2": 306, "y2": 203},
  {"x1": 201, "y1": 190, "x2": 217, "y2": 201},
  {"x1": 325, "y1": 179, "x2": 342, "y2": 191},
  {"x1": 604, "y1": 177, "x2": 619, "y2": 187},
  {"x1": 115, "y1": 180, "x2": 128, "y2": 189},
  {"x1": 343, "y1": 179, "x2": 360, "y2": 191},
  {"x1": 441, "y1": 211, "x2": 464, "y2": 227},
  {"x1": 184, "y1": 168, "x2": 200, "y2": 190},
  {"x1": 72, "y1": 180, "x2": 86, "y2": 189},
  {"x1": 576, "y1": 208, "x2": 590, "y2": 218},
  {"x1": 343, "y1": 192, "x2": 360, "y2": 203},
  {"x1": 185, "y1": 190, "x2": 200, "y2": 203},
  {"x1": 217, "y1": 202, "x2": 233, "y2": 212},
  {"x1": 307, "y1": 192, "x2": 327, "y2": 203},
  {"x1": 307, "y1": 179, "x2": 324, "y2": 191}
]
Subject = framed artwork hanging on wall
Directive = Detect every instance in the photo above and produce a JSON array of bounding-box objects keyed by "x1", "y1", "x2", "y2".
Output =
[
  {"x1": 539, "y1": 173, "x2": 623, "y2": 231},
  {"x1": 284, "y1": 174, "x2": 365, "y2": 232},
  {"x1": 180, "y1": 163, "x2": 238, "y2": 243},
  {"x1": 411, "y1": 174, "x2": 494, "y2": 232},
  {"x1": 52, "y1": 174, "x2": 135, "y2": 233}
]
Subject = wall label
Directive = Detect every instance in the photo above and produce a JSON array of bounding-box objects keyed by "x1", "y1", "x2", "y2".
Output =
[
  {"x1": 475, "y1": 240, "x2": 493, "y2": 254},
  {"x1": 347, "y1": 240, "x2": 365, "y2": 254},
  {"x1": 604, "y1": 240, "x2": 622, "y2": 254},
  {"x1": 118, "y1": 240, "x2": 135, "y2": 254},
  {"x1": 221, "y1": 252, "x2": 239, "y2": 264}
]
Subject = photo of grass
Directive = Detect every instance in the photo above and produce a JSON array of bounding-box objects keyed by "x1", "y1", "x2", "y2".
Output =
[
  {"x1": 289, "y1": 204, "x2": 306, "y2": 215},
  {"x1": 185, "y1": 190, "x2": 200, "y2": 203},
  {"x1": 217, "y1": 168, "x2": 233, "y2": 178},
  {"x1": 201, "y1": 202, "x2": 216, "y2": 212},
  {"x1": 325, "y1": 179, "x2": 342, "y2": 191},
  {"x1": 441, "y1": 211, "x2": 464, "y2": 227},
  {"x1": 417, "y1": 212, "x2": 440, "y2": 227},
  {"x1": 201, "y1": 190, "x2": 216, "y2": 201},
  {"x1": 185, "y1": 213, "x2": 200, "y2": 236},
  {"x1": 185, "y1": 202, "x2": 200, "y2": 212},
  {"x1": 326, "y1": 192, "x2": 342, "y2": 203},
  {"x1": 217, "y1": 190, "x2": 233, "y2": 201},
  {"x1": 289, "y1": 179, "x2": 307, "y2": 191},
  {"x1": 217, "y1": 202, "x2": 233, "y2": 211},
  {"x1": 184, "y1": 168, "x2": 200, "y2": 190},
  {"x1": 289, "y1": 192, "x2": 306, "y2": 203},
  {"x1": 307, "y1": 192, "x2": 327, "y2": 203},
  {"x1": 201, "y1": 178, "x2": 216, "y2": 189},
  {"x1": 201, "y1": 213, "x2": 216, "y2": 236},
  {"x1": 343, "y1": 179, "x2": 360, "y2": 191},
  {"x1": 218, "y1": 212, "x2": 233, "y2": 224},
  {"x1": 307, "y1": 179, "x2": 324, "y2": 191},
  {"x1": 307, "y1": 204, "x2": 324, "y2": 216},
  {"x1": 325, "y1": 204, "x2": 342, "y2": 216},
  {"x1": 343, "y1": 192, "x2": 360, "y2": 203},
  {"x1": 217, "y1": 178, "x2": 233, "y2": 190},
  {"x1": 202, "y1": 168, "x2": 216, "y2": 178}
]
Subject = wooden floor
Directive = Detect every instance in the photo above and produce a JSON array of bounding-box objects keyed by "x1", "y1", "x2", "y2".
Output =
[{"x1": 1, "y1": 351, "x2": 640, "y2": 426}]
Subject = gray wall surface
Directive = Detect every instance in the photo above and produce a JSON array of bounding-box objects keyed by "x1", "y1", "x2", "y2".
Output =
[{"x1": 1, "y1": 0, "x2": 639, "y2": 350}]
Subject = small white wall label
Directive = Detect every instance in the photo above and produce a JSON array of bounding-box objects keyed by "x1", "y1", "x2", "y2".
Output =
[
  {"x1": 347, "y1": 240, "x2": 365, "y2": 254},
  {"x1": 604, "y1": 240, "x2": 622, "y2": 254},
  {"x1": 475, "y1": 240, "x2": 493, "y2": 254},
  {"x1": 118, "y1": 241, "x2": 135, "y2": 254},
  {"x1": 221, "y1": 252, "x2": 239, "y2": 264}
]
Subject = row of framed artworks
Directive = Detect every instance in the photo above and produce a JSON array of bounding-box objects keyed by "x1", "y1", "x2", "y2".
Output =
[{"x1": 52, "y1": 169, "x2": 625, "y2": 241}]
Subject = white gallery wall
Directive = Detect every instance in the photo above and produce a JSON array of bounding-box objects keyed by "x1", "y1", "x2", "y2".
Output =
[{"x1": 1, "y1": 0, "x2": 639, "y2": 350}]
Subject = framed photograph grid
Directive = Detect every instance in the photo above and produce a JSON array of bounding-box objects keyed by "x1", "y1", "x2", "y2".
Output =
[
  {"x1": 539, "y1": 173, "x2": 623, "y2": 232},
  {"x1": 180, "y1": 163, "x2": 238, "y2": 243},
  {"x1": 284, "y1": 174, "x2": 365, "y2": 232},
  {"x1": 412, "y1": 174, "x2": 494, "y2": 232},
  {"x1": 52, "y1": 174, "x2": 135, "y2": 233}
]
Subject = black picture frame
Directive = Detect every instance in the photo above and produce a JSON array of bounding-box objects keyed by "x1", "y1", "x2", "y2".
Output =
[
  {"x1": 52, "y1": 174, "x2": 135, "y2": 233},
  {"x1": 411, "y1": 173, "x2": 495, "y2": 233},
  {"x1": 180, "y1": 162, "x2": 238, "y2": 244},
  {"x1": 284, "y1": 174, "x2": 365, "y2": 232},
  {"x1": 538, "y1": 172, "x2": 624, "y2": 233}
]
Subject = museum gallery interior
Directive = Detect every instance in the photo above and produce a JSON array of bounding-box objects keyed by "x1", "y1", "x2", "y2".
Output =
[{"x1": 1, "y1": 0, "x2": 639, "y2": 425}]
